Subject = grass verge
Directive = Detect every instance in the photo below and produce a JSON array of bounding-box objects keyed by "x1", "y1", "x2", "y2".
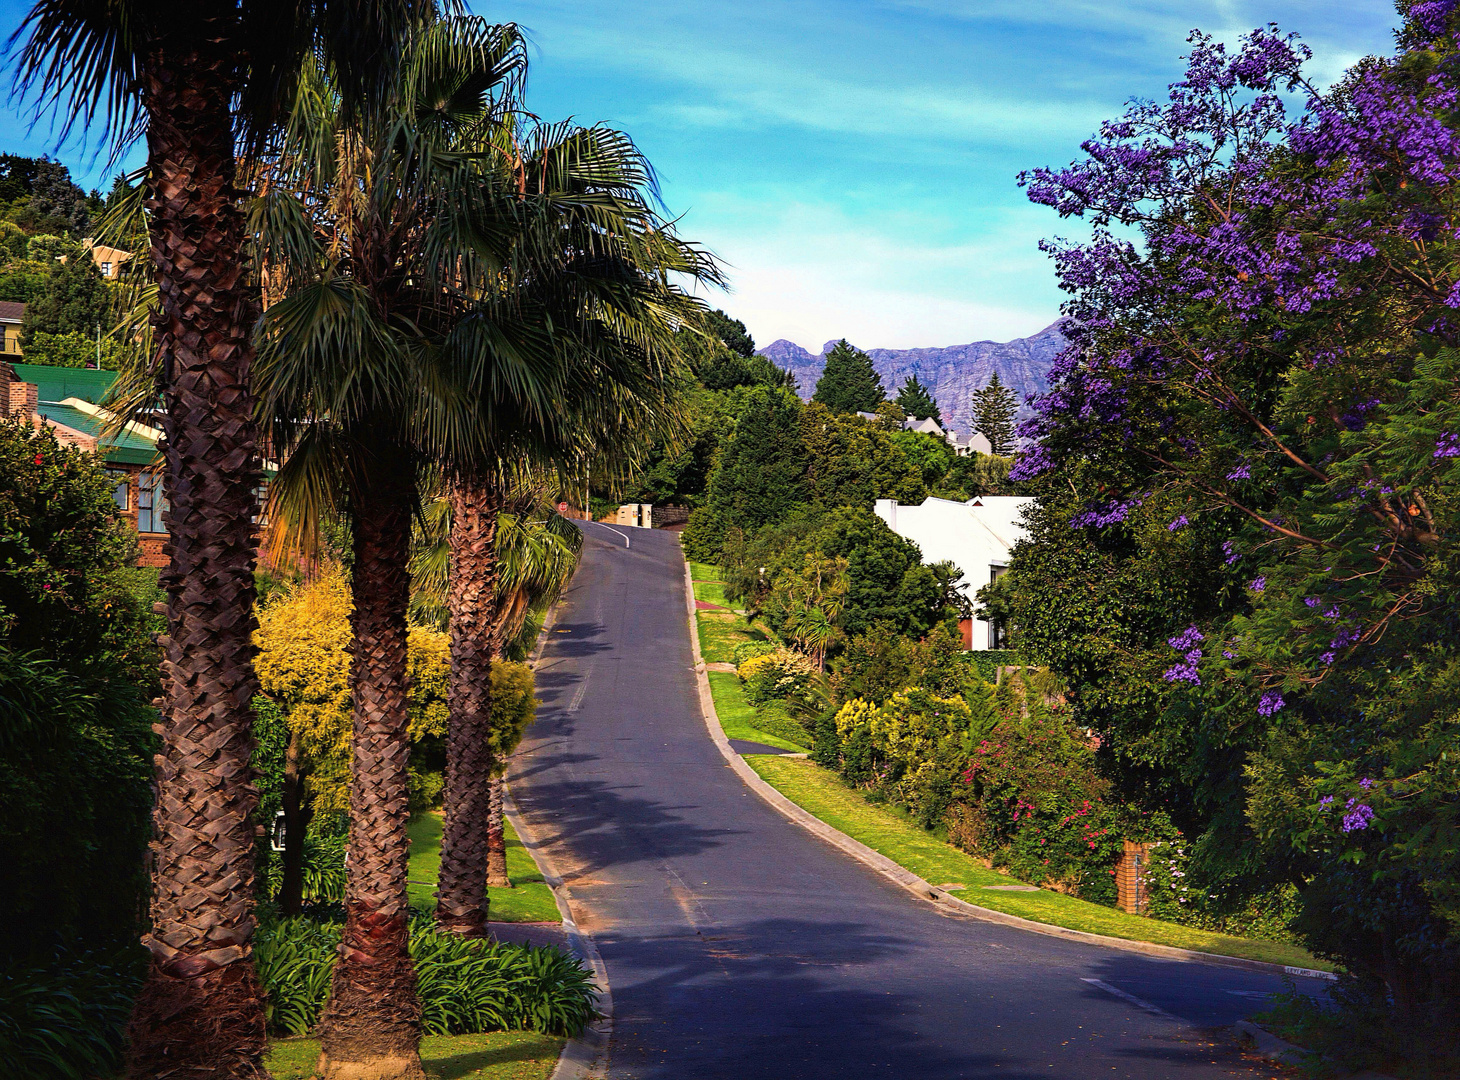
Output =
[
  {"x1": 408, "y1": 811, "x2": 559, "y2": 922},
  {"x1": 708, "y1": 671, "x2": 808, "y2": 752},
  {"x1": 266, "y1": 1032, "x2": 564, "y2": 1080},
  {"x1": 744, "y1": 753, "x2": 1331, "y2": 971}
]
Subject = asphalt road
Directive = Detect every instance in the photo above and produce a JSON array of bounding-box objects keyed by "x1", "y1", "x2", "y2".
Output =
[{"x1": 510, "y1": 523, "x2": 1323, "y2": 1079}]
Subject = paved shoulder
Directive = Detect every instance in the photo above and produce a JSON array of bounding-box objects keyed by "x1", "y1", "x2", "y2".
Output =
[{"x1": 511, "y1": 528, "x2": 1293, "y2": 1079}]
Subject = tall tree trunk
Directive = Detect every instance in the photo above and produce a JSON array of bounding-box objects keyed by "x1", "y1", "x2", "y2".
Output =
[
  {"x1": 279, "y1": 729, "x2": 311, "y2": 917},
  {"x1": 317, "y1": 439, "x2": 425, "y2": 1080},
  {"x1": 486, "y1": 773, "x2": 510, "y2": 888},
  {"x1": 435, "y1": 474, "x2": 500, "y2": 936},
  {"x1": 125, "y1": 29, "x2": 270, "y2": 1080}
]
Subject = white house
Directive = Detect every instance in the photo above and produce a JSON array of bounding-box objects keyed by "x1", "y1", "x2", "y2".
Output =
[{"x1": 873, "y1": 495, "x2": 1033, "y2": 650}]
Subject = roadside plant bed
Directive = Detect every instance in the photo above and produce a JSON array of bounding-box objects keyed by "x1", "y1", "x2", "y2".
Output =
[
  {"x1": 745, "y1": 753, "x2": 1330, "y2": 971},
  {"x1": 255, "y1": 916, "x2": 598, "y2": 1038},
  {"x1": 0, "y1": 947, "x2": 143, "y2": 1080},
  {"x1": 265, "y1": 1031, "x2": 564, "y2": 1080}
]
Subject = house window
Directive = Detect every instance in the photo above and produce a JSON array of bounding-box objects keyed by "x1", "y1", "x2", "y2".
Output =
[
  {"x1": 253, "y1": 481, "x2": 269, "y2": 526},
  {"x1": 137, "y1": 471, "x2": 168, "y2": 533},
  {"x1": 0, "y1": 325, "x2": 7, "y2": 351},
  {"x1": 100, "y1": 261, "x2": 112, "y2": 277},
  {"x1": 107, "y1": 470, "x2": 130, "y2": 511}
]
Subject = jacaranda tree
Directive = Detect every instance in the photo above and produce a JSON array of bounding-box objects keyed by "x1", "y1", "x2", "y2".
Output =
[{"x1": 1011, "y1": 12, "x2": 1460, "y2": 1029}]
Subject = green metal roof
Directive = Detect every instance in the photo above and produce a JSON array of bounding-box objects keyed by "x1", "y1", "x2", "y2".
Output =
[
  {"x1": 36, "y1": 401, "x2": 160, "y2": 467},
  {"x1": 12, "y1": 363, "x2": 118, "y2": 405}
]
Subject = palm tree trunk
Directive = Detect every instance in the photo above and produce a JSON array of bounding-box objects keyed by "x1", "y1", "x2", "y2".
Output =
[
  {"x1": 317, "y1": 438, "x2": 425, "y2": 1080},
  {"x1": 435, "y1": 474, "x2": 500, "y2": 936},
  {"x1": 125, "y1": 32, "x2": 269, "y2": 1080},
  {"x1": 486, "y1": 773, "x2": 511, "y2": 888}
]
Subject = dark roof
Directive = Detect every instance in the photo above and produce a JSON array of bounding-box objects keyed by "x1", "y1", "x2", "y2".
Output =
[
  {"x1": 11, "y1": 363, "x2": 118, "y2": 404},
  {"x1": 0, "y1": 301, "x2": 25, "y2": 322}
]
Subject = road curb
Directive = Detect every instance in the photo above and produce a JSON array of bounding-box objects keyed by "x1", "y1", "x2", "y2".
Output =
[
  {"x1": 516, "y1": 596, "x2": 613, "y2": 1080},
  {"x1": 680, "y1": 551, "x2": 1335, "y2": 984},
  {"x1": 504, "y1": 789, "x2": 613, "y2": 1080}
]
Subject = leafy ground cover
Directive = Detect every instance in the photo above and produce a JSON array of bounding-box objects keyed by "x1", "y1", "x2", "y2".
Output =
[
  {"x1": 408, "y1": 812, "x2": 559, "y2": 922},
  {"x1": 265, "y1": 1032, "x2": 563, "y2": 1080},
  {"x1": 745, "y1": 754, "x2": 1329, "y2": 970}
]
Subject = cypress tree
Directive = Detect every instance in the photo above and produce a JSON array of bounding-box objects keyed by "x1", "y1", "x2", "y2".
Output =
[
  {"x1": 971, "y1": 372, "x2": 1018, "y2": 455},
  {"x1": 813, "y1": 339, "x2": 885, "y2": 413},
  {"x1": 895, "y1": 375, "x2": 941, "y2": 424}
]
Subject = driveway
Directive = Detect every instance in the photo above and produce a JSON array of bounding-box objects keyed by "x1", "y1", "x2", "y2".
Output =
[{"x1": 509, "y1": 523, "x2": 1320, "y2": 1078}]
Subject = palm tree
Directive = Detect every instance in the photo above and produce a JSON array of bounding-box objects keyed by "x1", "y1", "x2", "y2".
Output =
[
  {"x1": 412, "y1": 480, "x2": 583, "y2": 892},
  {"x1": 252, "y1": 20, "x2": 539, "y2": 1077},
  {"x1": 12, "y1": 4, "x2": 429, "y2": 1076},
  {"x1": 430, "y1": 125, "x2": 719, "y2": 937}
]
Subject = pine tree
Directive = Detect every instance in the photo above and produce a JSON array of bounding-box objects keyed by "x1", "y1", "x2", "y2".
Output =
[
  {"x1": 895, "y1": 375, "x2": 941, "y2": 424},
  {"x1": 813, "y1": 339, "x2": 885, "y2": 413},
  {"x1": 971, "y1": 372, "x2": 1018, "y2": 455}
]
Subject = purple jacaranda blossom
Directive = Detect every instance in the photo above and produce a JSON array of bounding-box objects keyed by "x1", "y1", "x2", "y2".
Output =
[
  {"x1": 1320, "y1": 651, "x2": 1336, "y2": 665},
  {"x1": 1223, "y1": 650, "x2": 1237, "y2": 659},
  {"x1": 1436, "y1": 432, "x2": 1460, "y2": 459},
  {"x1": 1359, "y1": 777, "x2": 1374, "y2": 790},
  {"x1": 1323, "y1": 606, "x2": 1340, "y2": 619},
  {"x1": 1250, "y1": 577, "x2": 1266, "y2": 592},
  {"x1": 1226, "y1": 463, "x2": 1252, "y2": 480},
  {"x1": 1258, "y1": 691, "x2": 1285, "y2": 717},
  {"x1": 1168, "y1": 626, "x2": 1204, "y2": 651},
  {"x1": 1168, "y1": 515, "x2": 1189, "y2": 531},
  {"x1": 1318, "y1": 795, "x2": 1334, "y2": 810},
  {"x1": 1222, "y1": 540, "x2": 1240, "y2": 565},
  {"x1": 1304, "y1": 596, "x2": 1320, "y2": 608},
  {"x1": 1341, "y1": 800, "x2": 1375, "y2": 832},
  {"x1": 1163, "y1": 625, "x2": 1204, "y2": 684},
  {"x1": 1070, "y1": 494, "x2": 1145, "y2": 528},
  {"x1": 1411, "y1": 0, "x2": 1457, "y2": 36}
]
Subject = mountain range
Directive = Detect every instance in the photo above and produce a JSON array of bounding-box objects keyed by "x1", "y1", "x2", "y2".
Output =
[{"x1": 756, "y1": 320, "x2": 1067, "y2": 438}]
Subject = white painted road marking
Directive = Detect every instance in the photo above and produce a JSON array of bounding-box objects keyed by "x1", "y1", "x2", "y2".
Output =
[{"x1": 1080, "y1": 978, "x2": 1188, "y2": 1026}]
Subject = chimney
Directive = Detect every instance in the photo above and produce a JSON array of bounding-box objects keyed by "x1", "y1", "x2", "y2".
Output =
[{"x1": 874, "y1": 498, "x2": 897, "y2": 530}]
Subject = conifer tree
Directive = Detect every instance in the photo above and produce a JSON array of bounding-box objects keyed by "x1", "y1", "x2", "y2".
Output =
[
  {"x1": 895, "y1": 375, "x2": 941, "y2": 425},
  {"x1": 812, "y1": 339, "x2": 884, "y2": 413},
  {"x1": 971, "y1": 372, "x2": 1018, "y2": 455}
]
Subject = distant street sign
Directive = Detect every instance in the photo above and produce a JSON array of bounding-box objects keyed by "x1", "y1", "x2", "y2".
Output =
[{"x1": 556, "y1": 501, "x2": 569, "y2": 515}]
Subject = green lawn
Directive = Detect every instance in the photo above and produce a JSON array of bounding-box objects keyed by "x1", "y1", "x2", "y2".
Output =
[
  {"x1": 688, "y1": 561, "x2": 719, "y2": 583},
  {"x1": 746, "y1": 754, "x2": 1332, "y2": 971},
  {"x1": 408, "y1": 812, "x2": 559, "y2": 923},
  {"x1": 266, "y1": 1032, "x2": 563, "y2": 1080},
  {"x1": 692, "y1": 579, "x2": 730, "y2": 608},
  {"x1": 707, "y1": 672, "x2": 809, "y2": 752}
]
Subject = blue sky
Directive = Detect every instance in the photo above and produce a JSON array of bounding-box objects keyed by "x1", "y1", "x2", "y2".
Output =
[{"x1": 0, "y1": 0, "x2": 1399, "y2": 350}]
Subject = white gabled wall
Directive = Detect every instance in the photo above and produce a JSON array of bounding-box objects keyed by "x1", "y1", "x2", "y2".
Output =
[{"x1": 873, "y1": 495, "x2": 1033, "y2": 650}]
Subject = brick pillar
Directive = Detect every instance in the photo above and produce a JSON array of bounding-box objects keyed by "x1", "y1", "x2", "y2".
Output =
[
  {"x1": 5, "y1": 368, "x2": 38, "y2": 417},
  {"x1": 1116, "y1": 841, "x2": 1152, "y2": 915}
]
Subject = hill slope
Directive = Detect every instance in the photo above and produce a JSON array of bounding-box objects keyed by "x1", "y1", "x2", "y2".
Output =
[{"x1": 757, "y1": 321, "x2": 1066, "y2": 437}]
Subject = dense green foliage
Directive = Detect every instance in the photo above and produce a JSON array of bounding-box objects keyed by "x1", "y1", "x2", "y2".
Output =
[
  {"x1": 0, "y1": 421, "x2": 157, "y2": 947},
  {"x1": 0, "y1": 155, "x2": 97, "y2": 238},
  {"x1": 811, "y1": 339, "x2": 885, "y2": 413},
  {"x1": 254, "y1": 918, "x2": 597, "y2": 1038},
  {"x1": 896, "y1": 375, "x2": 941, "y2": 424},
  {"x1": 19, "y1": 253, "x2": 111, "y2": 349}
]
